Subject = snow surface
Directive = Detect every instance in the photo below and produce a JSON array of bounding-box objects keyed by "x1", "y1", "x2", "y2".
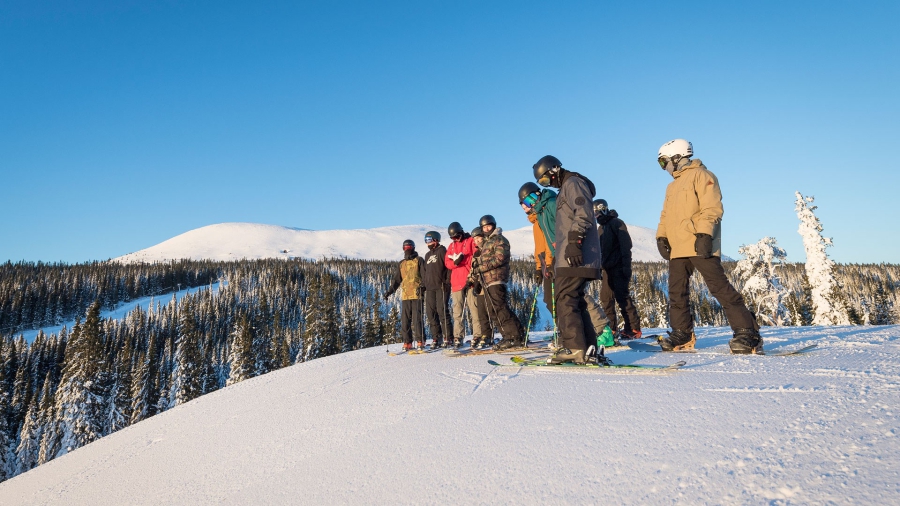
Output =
[
  {"x1": 3, "y1": 326, "x2": 899, "y2": 505},
  {"x1": 112, "y1": 222, "x2": 662, "y2": 264}
]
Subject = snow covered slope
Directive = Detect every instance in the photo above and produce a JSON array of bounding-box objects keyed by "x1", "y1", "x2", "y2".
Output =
[
  {"x1": 113, "y1": 222, "x2": 662, "y2": 263},
  {"x1": 4, "y1": 326, "x2": 899, "y2": 504}
]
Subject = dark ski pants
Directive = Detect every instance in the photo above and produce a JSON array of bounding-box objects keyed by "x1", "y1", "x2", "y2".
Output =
[
  {"x1": 484, "y1": 284, "x2": 524, "y2": 344},
  {"x1": 554, "y1": 276, "x2": 594, "y2": 352},
  {"x1": 600, "y1": 266, "x2": 641, "y2": 333},
  {"x1": 473, "y1": 289, "x2": 491, "y2": 340},
  {"x1": 424, "y1": 287, "x2": 452, "y2": 345},
  {"x1": 668, "y1": 256, "x2": 758, "y2": 333},
  {"x1": 401, "y1": 298, "x2": 425, "y2": 345}
]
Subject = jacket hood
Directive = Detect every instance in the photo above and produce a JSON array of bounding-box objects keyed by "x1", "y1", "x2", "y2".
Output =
[
  {"x1": 532, "y1": 188, "x2": 557, "y2": 215},
  {"x1": 404, "y1": 250, "x2": 418, "y2": 260},
  {"x1": 673, "y1": 158, "x2": 705, "y2": 178},
  {"x1": 527, "y1": 213, "x2": 538, "y2": 224},
  {"x1": 489, "y1": 227, "x2": 504, "y2": 238},
  {"x1": 597, "y1": 209, "x2": 619, "y2": 226}
]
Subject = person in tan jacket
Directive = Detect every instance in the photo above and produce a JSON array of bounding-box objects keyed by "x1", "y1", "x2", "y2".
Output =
[{"x1": 655, "y1": 139, "x2": 763, "y2": 354}]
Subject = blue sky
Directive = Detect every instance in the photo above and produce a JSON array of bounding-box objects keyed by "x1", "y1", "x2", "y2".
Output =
[{"x1": 2, "y1": 0, "x2": 898, "y2": 264}]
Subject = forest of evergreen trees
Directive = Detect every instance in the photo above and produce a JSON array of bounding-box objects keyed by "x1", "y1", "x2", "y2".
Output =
[{"x1": 0, "y1": 257, "x2": 897, "y2": 482}]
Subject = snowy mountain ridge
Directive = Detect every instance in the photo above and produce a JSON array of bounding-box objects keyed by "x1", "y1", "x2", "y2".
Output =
[
  {"x1": 113, "y1": 222, "x2": 662, "y2": 263},
  {"x1": 3, "y1": 325, "x2": 899, "y2": 504}
]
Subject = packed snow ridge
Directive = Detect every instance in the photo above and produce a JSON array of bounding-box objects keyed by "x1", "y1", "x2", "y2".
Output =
[
  {"x1": 113, "y1": 222, "x2": 661, "y2": 263},
  {"x1": 3, "y1": 326, "x2": 899, "y2": 504}
]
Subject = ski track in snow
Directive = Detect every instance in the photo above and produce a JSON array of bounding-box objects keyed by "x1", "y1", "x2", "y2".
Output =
[{"x1": 3, "y1": 326, "x2": 900, "y2": 505}]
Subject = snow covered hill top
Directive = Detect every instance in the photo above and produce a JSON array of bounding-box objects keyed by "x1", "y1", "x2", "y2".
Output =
[
  {"x1": 113, "y1": 222, "x2": 662, "y2": 263},
  {"x1": 3, "y1": 326, "x2": 899, "y2": 505}
]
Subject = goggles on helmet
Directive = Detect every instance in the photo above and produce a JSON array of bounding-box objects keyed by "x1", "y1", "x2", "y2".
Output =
[{"x1": 522, "y1": 192, "x2": 540, "y2": 209}]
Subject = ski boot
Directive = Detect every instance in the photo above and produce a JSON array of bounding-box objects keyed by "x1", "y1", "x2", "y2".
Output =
[
  {"x1": 416, "y1": 341, "x2": 425, "y2": 351},
  {"x1": 454, "y1": 339, "x2": 463, "y2": 350},
  {"x1": 547, "y1": 347, "x2": 586, "y2": 365},
  {"x1": 658, "y1": 329, "x2": 695, "y2": 351},
  {"x1": 492, "y1": 338, "x2": 524, "y2": 352},
  {"x1": 402, "y1": 342, "x2": 412, "y2": 352},
  {"x1": 729, "y1": 328, "x2": 764, "y2": 354}
]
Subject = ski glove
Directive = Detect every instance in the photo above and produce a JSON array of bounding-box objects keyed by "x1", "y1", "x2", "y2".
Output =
[
  {"x1": 656, "y1": 237, "x2": 671, "y2": 260},
  {"x1": 694, "y1": 233, "x2": 713, "y2": 259},
  {"x1": 565, "y1": 230, "x2": 584, "y2": 267},
  {"x1": 534, "y1": 270, "x2": 543, "y2": 284},
  {"x1": 453, "y1": 253, "x2": 464, "y2": 266}
]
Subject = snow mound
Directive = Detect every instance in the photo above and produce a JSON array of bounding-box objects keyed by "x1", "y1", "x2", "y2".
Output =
[
  {"x1": 4, "y1": 326, "x2": 899, "y2": 504},
  {"x1": 113, "y1": 222, "x2": 663, "y2": 263}
]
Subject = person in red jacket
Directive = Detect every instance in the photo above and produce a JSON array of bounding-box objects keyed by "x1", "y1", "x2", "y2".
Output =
[{"x1": 444, "y1": 222, "x2": 483, "y2": 349}]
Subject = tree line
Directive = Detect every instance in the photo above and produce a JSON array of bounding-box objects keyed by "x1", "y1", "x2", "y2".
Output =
[{"x1": 1, "y1": 257, "x2": 897, "y2": 482}]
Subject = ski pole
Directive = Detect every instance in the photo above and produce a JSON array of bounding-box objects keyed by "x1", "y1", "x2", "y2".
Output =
[
  {"x1": 524, "y1": 287, "x2": 539, "y2": 347},
  {"x1": 550, "y1": 279, "x2": 559, "y2": 347}
]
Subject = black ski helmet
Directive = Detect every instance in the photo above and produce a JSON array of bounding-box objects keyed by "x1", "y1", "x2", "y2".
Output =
[
  {"x1": 479, "y1": 215, "x2": 496, "y2": 229},
  {"x1": 402, "y1": 239, "x2": 415, "y2": 250},
  {"x1": 447, "y1": 222, "x2": 464, "y2": 239},
  {"x1": 424, "y1": 230, "x2": 441, "y2": 243},
  {"x1": 518, "y1": 182, "x2": 542, "y2": 203},
  {"x1": 593, "y1": 199, "x2": 609, "y2": 216},
  {"x1": 533, "y1": 155, "x2": 562, "y2": 180},
  {"x1": 471, "y1": 226, "x2": 485, "y2": 238}
]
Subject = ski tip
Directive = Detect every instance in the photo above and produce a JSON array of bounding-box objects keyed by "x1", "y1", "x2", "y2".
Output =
[{"x1": 487, "y1": 360, "x2": 502, "y2": 366}]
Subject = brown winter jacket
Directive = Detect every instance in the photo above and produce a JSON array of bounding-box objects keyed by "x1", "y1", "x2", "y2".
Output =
[
  {"x1": 474, "y1": 227, "x2": 510, "y2": 287},
  {"x1": 656, "y1": 159, "x2": 724, "y2": 259},
  {"x1": 528, "y1": 212, "x2": 553, "y2": 273}
]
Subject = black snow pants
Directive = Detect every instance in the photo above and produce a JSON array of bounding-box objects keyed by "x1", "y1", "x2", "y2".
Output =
[
  {"x1": 668, "y1": 256, "x2": 758, "y2": 333},
  {"x1": 554, "y1": 276, "x2": 595, "y2": 352},
  {"x1": 484, "y1": 284, "x2": 524, "y2": 344},
  {"x1": 424, "y1": 287, "x2": 452, "y2": 346},
  {"x1": 401, "y1": 298, "x2": 425, "y2": 345},
  {"x1": 600, "y1": 266, "x2": 641, "y2": 333}
]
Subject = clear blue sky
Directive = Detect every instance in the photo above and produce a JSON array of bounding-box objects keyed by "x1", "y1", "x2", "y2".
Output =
[{"x1": 2, "y1": 0, "x2": 898, "y2": 264}]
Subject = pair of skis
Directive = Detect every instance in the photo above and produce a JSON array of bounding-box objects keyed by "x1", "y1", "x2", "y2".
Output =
[
  {"x1": 626, "y1": 341, "x2": 819, "y2": 357},
  {"x1": 488, "y1": 355, "x2": 687, "y2": 373}
]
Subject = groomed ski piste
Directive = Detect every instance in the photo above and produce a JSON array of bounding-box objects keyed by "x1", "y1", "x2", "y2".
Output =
[{"x1": 3, "y1": 326, "x2": 899, "y2": 505}]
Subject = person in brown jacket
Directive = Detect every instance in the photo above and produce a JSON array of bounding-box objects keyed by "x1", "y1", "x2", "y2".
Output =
[{"x1": 655, "y1": 139, "x2": 763, "y2": 354}]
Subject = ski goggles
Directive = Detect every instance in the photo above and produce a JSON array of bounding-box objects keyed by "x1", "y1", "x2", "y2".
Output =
[
  {"x1": 657, "y1": 154, "x2": 683, "y2": 169},
  {"x1": 424, "y1": 236, "x2": 435, "y2": 244},
  {"x1": 522, "y1": 192, "x2": 540, "y2": 208}
]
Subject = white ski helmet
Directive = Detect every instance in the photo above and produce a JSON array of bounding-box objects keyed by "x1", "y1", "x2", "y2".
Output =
[{"x1": 658, "y1": 139, "x2": 693, "y2": 160}]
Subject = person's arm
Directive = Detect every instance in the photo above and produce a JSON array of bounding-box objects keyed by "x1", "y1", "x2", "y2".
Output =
[{"x1": 384, "y1": 262, "x2": 402, "y2": 298}]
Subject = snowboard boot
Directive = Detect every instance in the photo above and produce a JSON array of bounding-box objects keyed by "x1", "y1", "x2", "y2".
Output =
[
  {"x1": 618, "y1": 329, "x2": 642, "y2": 341},
  {"x1": 729, "y1": 328, "x2": 764, "y2": 354},
  {"x1": 596, "y1": 325, "x2": 616, "y2": 348},
  {"x1": 658, "y1": 329, "x2": 696, "y2": 351},
  {"x1": 547, "y1": 348, "x2": 586, "y2": 365}
]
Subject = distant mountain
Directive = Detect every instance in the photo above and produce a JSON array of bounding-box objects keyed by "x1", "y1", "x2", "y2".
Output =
[{"x1": 113, "y1": 222, "x2": 663, "y2": 263}]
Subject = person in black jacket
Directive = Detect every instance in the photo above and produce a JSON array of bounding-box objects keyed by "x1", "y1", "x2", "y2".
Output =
[
  {"x1": 533, "y1": 155, "x2": 603, "y2": 364},
  {"x1": 594, "y1": 199, "x2": 642, "y2": 339},
  {"x1": 384, "y1": 239, "x2": 426, "y2": 351},
  {"x1": 422, "y1": 231, "x2": 453, "y2": 348}
]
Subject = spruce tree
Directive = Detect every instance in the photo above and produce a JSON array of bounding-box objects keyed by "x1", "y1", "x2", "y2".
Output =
[
  {"x1": 794, "y1": 192, "x2": 850, "y2": 325},
  {"x1": 227, "y1": 314, "x2": 254, "y2": 386},
  {"x1": 172, "y1": 297, "x2": 204, "y2": 405}
]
